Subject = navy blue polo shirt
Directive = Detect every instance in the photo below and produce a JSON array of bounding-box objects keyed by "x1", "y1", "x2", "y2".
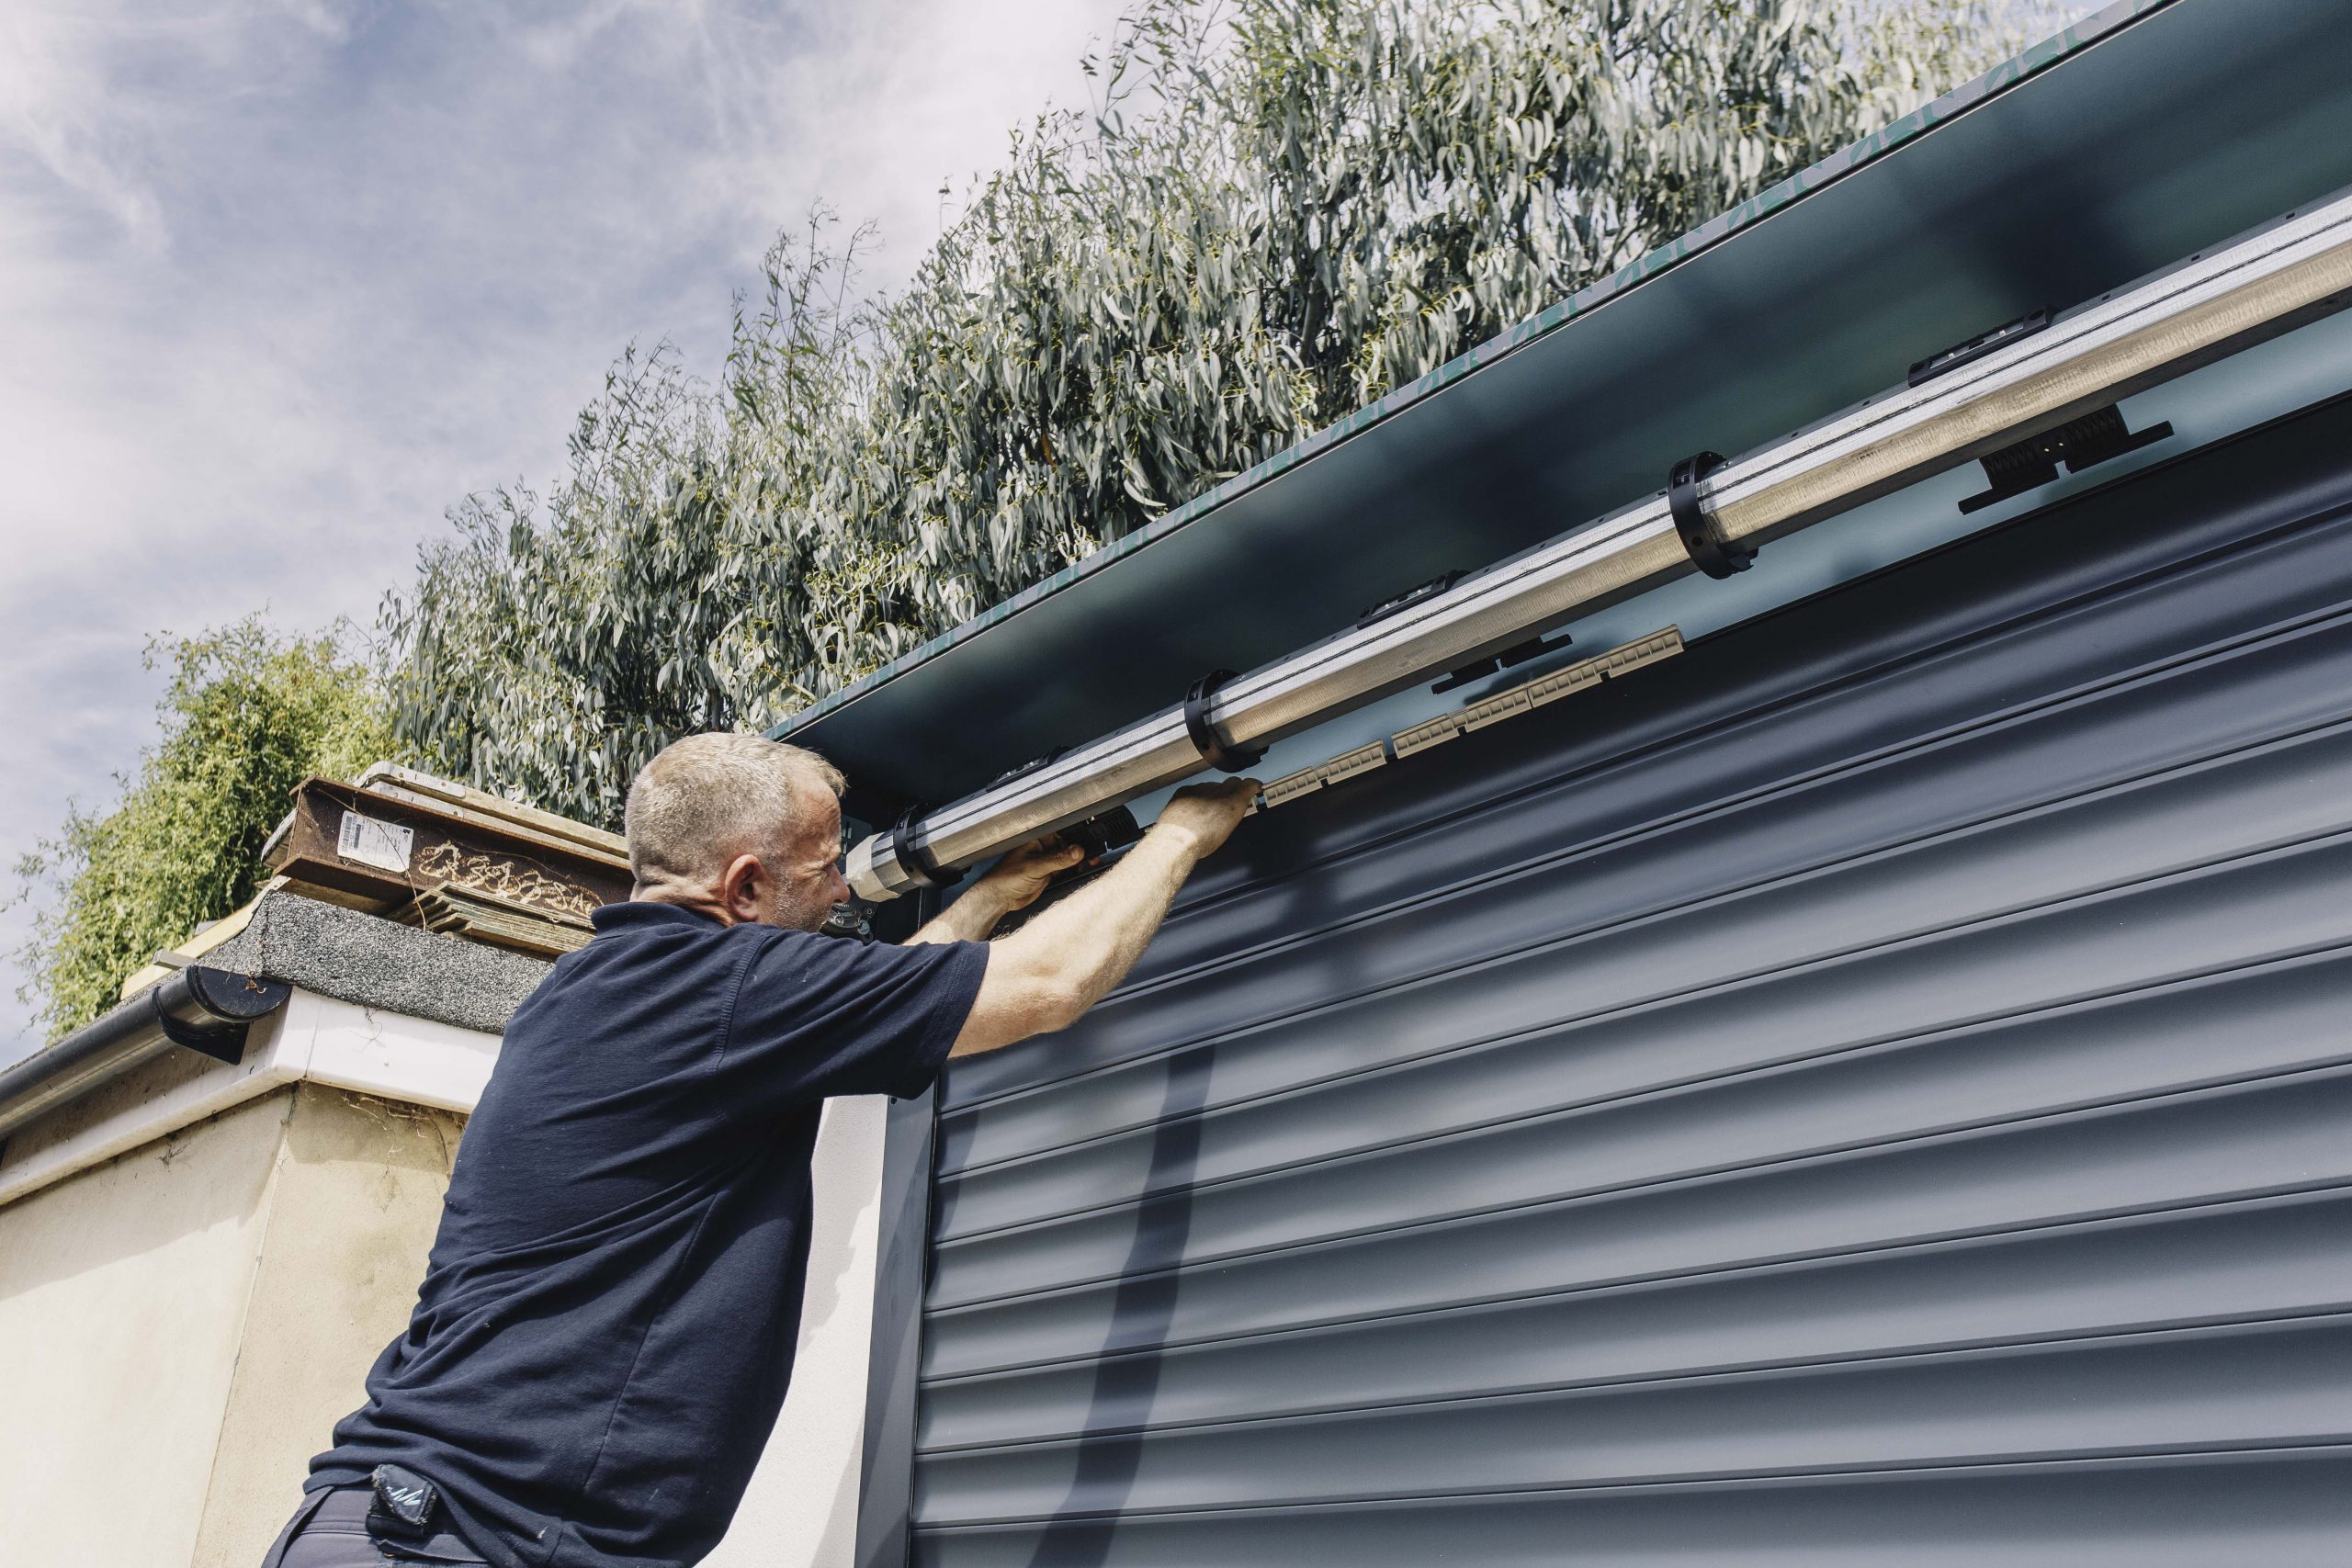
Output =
[{"x1": 311, "y1": 901, "x2": 988, "y2": 1568}]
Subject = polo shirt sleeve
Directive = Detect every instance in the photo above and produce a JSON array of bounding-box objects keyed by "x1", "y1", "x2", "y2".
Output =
[{"x1": 717, "y1": 931, "x2": 990, "y2": 1108}]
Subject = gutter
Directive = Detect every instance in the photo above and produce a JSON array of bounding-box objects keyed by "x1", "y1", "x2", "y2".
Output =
[
  {"x1": 0, "y1": 987, "x2": 503, "y2": 1213},
  {"x1": 848, "y1": 185, "x2": 2352, "y2": 900},
  {"x1": 0, "y1": 966, "x2": 291, "y2": 1144}
]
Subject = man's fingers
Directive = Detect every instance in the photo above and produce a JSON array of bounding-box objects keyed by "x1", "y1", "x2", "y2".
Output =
[
  {"x1": 1155, "y1": 776, "x2": 1261, "y2": 858},
  {"x1": 1010, "y1": 840, "x2": 1084, "y2": 874}
]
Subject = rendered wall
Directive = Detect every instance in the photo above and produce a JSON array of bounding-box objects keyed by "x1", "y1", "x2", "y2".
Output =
[
  {"x1": 191, "y1": 1083, "x2": 467, "y2": 1568},
  {"x1": 0, "y1": 1035, "x2": 887, "y2": 1568},
  {"x1": 0, "y1": 1087, "x2": 294, "y2": 1567}
]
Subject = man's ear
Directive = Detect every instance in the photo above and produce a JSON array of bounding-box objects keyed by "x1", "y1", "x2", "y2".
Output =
[{"x1": 715, "y1": 852, "x2": 767, "y2": 925}]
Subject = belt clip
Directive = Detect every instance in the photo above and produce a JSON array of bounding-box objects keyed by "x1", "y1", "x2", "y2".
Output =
[{"x1": 368, "y1": 1464, "x2": 440, "y2": 1540}]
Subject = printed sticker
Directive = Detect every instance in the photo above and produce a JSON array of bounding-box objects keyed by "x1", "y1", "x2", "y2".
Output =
[{"x1": 336, "y1": 808, "x2": 415, "y2": 874}]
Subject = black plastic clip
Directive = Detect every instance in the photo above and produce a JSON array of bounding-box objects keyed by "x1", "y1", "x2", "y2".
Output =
[
  {"x1": 1357, "y1": 570, "x2": 1465, "y2": 628},
  {"x1": 1183, "y1": 670, "x2": 1267, "y2": 773},
  {"x1": 1910, "y1": 308, "x2": 2052, "y2": 388},
  {"x1": 1430, "y1": 631, "x2": 1573, "y2": 694},
  {"x1": 889, "y1": 805, "x2": 949, "y2": 890},
  {"x1": 991, "y1": 808, "x2": 1147, "y2": 935},
  {"x1": 1958, "y1": 403, "x2": 2173, "y2": 513},
  {"x1": 1668, "y1": 451, "x2": 1755, "y2": 580},
  {"x1": 1058, "y1": 806, "x2": 1143, "y2": 863},
  {"x1": 988, "y1": 746, "x2": 1067, "y2": 788}
]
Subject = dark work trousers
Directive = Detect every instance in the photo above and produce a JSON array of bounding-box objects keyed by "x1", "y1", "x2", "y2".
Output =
[{"x1": 258, "y1": 1484, "x2": 492, "y2": 1566}]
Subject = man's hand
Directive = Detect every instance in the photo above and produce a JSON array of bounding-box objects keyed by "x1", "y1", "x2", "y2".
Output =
[
  {"x1": 907, "y1": 834, "x2": 1085, "y2": 944},
  {"x1": 946, "y1": 775, "x2": 1262, "y2": 1057},
  {"x1": 974, "y1": 835, "x2": 1090, "y2": 913},
  {"x1": 910, "y1": 781, "x2": 1258, "y2": 955},
  {"x1": 1149, "y1": 778, "x2": 1261, "y2": 863}
]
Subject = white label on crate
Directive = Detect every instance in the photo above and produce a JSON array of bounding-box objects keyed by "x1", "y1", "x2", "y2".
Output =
[{"x1": 337, "y1": 808, "x2": 415, "y2": 874}]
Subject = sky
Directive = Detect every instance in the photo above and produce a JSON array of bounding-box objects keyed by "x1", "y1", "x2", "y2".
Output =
[{"x1": 0, "y1": 0, "x2": 1129, "y2": 1061}]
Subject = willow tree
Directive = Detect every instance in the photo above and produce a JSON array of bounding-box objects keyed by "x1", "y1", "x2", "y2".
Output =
[
  {"x1": 388, "y1": 0, "x2": 2041, "y2": 825},
  {"x1": 13, "y1": 620, "x2": 393, "y2": 1037}
]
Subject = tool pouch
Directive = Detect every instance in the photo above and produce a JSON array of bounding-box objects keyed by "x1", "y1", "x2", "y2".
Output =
[{"x1": 368, "y1": 1464, "x2": 442, "y2": 1540}]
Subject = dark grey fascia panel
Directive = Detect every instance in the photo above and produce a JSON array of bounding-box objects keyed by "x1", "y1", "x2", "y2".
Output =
[{"x1": 775, "y1": 0, "x2": 2352, "y2": 808}]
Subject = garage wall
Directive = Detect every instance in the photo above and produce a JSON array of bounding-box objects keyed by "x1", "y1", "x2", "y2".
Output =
[
  {"x1": 0, "y1": 1074, "x2": 468, "y2": 1568},
  {"x1": 0, "y1": 1088, "x2": 294, "y2": 1568},
  {"x1": 889, "y1": 393, "x2": 2352, "y2": 1564},
  {"x1": 192, "y1": 1083, "x2": 468, "y2": 1568},
  {"x1": 711, "y1": 1094, "x2": 892, "y2": 1568},
  {"x1": 1, "y1": 991, "x2": 887, "y2": 1568}
]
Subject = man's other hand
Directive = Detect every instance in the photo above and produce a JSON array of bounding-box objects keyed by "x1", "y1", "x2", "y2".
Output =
[
  {"x1": 946, "y1": 776, "x2": 1262, "y2": 1056},
  {"x1": 972, "y1": 835, "x2": 1089, "y2": 913},
  {"x1": 1151, "y1": 778, "x2": 1261, "y2": 862}
]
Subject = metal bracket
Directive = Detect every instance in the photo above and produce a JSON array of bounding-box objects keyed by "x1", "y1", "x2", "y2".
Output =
[
  {"x1": 1430, "y1": 631, "x2": 1573, "y2": 694},
  {"x1": 1183, "y1": 670, "x2": 1268, "y2": 773},
  {"x1": 1910, "y1": 308, "x2": 2052, "y2": 387},
  {"x1": 819, "y1": 901, "x2": 877, "y2": 943},
  {"x1": 1668, "y1": 451, "x2": 1756, "y2": 579},
  {"x1": 888, "y1": 806, "x2": 949, "y2": 890},
  {"x1": 1958, "y1": 402, "x2": 2174, "y2": 513}
]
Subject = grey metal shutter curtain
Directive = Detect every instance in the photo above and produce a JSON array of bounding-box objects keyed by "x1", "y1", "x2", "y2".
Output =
[{"x1": 899, "y1": 390, "x2": 2352, "y2": 1566}]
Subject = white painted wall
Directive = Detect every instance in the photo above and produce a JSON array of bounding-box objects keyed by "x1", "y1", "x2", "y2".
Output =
[
  {"x1": 0, "y1": 1088, "x2": 295, "y2": 1567},
  {"x1": 193, "y1": 1084, "x2": 469, "y2": 1568},
  {"x1": 708, "y1": 1094, "x2": 891, "y2": 1568}
]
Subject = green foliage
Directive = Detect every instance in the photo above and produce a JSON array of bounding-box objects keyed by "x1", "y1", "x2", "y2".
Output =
[
  {"x1": 13, "y1": 619, "x2": 395, "y2": 1039},
  {"x1": 387, "y1": 0, "x2": 2041, "y2": 824}
]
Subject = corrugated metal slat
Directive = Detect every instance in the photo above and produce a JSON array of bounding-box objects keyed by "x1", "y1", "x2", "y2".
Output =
[{"x1": 900, "y1": 392, "x2": 2352, "y2": 1562}]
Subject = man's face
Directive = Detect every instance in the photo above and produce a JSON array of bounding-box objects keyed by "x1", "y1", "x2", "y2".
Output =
[{"x1": 758, "y1": 787, "x2": 852, "y2": 932}]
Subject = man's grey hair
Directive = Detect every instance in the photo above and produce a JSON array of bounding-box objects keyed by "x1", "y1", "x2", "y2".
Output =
[{"x1": 624, "y1": 733, "x2": 846, "y2": 888}]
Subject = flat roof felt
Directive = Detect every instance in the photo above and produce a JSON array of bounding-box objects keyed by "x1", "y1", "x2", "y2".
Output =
[{"x1": 775, "y1": 0, "x2": 2352, "y2": 810}]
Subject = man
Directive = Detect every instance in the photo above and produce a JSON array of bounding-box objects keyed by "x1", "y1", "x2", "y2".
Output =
[{"x1": 261, "y1": 732, "x2": 1258, "y2": 1568}]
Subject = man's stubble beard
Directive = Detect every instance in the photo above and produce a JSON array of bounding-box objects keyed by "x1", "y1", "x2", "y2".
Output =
[{"x1": 767, "y1": 885, "x2": 836, "y2": 934}]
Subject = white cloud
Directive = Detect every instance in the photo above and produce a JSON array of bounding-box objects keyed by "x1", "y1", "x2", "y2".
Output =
[{"x1": 0, "y1": 0, "x2": 1127, "y2": 1059}]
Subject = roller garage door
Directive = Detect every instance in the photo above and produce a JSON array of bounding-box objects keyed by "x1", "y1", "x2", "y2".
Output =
[{"x1": 885, "y1": 393, "x2": 2352, "y2": 1565}]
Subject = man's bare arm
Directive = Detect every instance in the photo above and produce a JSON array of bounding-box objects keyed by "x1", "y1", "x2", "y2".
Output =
[
  {"x1": 938, "y1": 780, "x2": 1258, "y2": 1058},
  {"x1": 907, "y1": 837, "x2": 1082, "y2": 945}
]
